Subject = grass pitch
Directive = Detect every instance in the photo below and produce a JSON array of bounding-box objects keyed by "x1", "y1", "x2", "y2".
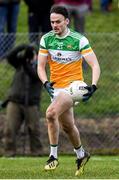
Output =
[{"x1": 0, "y1": 155, "x2": 118, "y2": 179}]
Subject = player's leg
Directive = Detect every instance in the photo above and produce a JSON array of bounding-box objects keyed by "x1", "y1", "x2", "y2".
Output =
[
  {"x1": 46, "y1": 92, "x2": 73, "y2": 144},
  {"x1": 59, "y1": 107, "x2": 81, "y2": 148},
  {"x1": 44, "y1": 92, "x2": 73, "y2": 170},
  {"x1": 59, "y1": 107, "x2": 90, "y2": 176}
]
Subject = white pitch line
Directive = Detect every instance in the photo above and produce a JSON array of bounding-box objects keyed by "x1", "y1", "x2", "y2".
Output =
[{"x1": 91, "y1": 157, "x2": 119, "y2": 161}]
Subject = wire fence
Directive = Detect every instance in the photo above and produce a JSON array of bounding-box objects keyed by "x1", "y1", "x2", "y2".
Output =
[{"x1": 0, "y1": 32, "x2": 119, "y2": 155}]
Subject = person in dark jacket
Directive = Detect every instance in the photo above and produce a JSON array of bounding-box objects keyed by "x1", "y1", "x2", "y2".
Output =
[
  {"x1": 23, "y1": 0, "x2": 54, "y2": 43},
  {"x1": 3, "y1": 44, "x2": 43, "y2": 157}
]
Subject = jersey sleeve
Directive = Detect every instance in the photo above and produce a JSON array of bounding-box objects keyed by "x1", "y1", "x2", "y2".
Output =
[
  {"x1": 80, "y1": 36, "x2": 93, "y2": 57},
  {"x1": 39, "y1": 36, "x2": 49, "y2": 57}
]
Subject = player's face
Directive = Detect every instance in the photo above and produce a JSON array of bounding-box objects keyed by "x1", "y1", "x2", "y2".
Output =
[{"x1": 50, "y1": 13, "x2": 69, "y2": 36}]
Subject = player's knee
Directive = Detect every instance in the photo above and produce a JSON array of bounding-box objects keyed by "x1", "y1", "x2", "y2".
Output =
[{"x1": 46, "y1": 108, "x2": 57, "y2": 122}]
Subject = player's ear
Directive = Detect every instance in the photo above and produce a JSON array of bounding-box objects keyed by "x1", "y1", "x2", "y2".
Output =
[{"x1": 66, "y1": 18, "x2": 69, "y2": 25}]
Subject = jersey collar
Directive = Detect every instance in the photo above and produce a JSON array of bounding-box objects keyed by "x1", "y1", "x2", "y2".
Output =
[{"x1": 56, "y1": 28, "x2": 70, "y2": 39}]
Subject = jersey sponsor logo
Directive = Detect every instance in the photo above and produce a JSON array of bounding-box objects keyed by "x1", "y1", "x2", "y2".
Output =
[
  {"x1": 57, "y1": 52, "x2": 62, "y2": 57},
  {"x1": 49, "y1": 50, "x2": 82, "y2": 64},
  {"x1": 52, "y1": 55, "x2": 72, "y2": 63}
]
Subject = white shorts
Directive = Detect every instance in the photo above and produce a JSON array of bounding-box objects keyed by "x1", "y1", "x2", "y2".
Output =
[
  {"x1": 52, "y1": 87, "x2": 70, "y2": 101},
  {"x1": 52, "y1": 87, "x2": 79, "y2": 106}
]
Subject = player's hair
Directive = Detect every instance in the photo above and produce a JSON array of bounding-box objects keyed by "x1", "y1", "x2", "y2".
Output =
[{"x1": 50, "y1": 5, "x2": 69, "y2": 19}]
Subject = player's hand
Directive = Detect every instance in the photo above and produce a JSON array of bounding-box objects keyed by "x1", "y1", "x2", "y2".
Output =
[
  {"x1": 83, "y1": 85, "x2": 97, "y2": 102},
  {"x1": 44, "y1": 81, "x2": 55, "y2": 98}
]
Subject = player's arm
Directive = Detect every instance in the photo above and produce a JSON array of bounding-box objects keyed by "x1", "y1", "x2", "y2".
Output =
[
  {"x1": 80, "y1": 36, "x2": 101, "y2": 101},
  {"x1": 80, "y1": 36, "x2": 101, "y2": 86},
  {"x1": 82, "y1": 52, "x2": 100, "y2": 101},
  {"x1": 84, "y1": 51, "x2": 100, "y2": 86},
  {"x1": 37, "y1": 53, "x2": 48, "y2": 84},
  {"x1": 37, "y1": 51, "x2": 55, "y2": 98}
]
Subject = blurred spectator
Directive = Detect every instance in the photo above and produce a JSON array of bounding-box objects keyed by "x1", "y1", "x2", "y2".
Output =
[
  {"x1": 108, "y1": 0, "x2": 113, "y2": 11},
  {"x1": 0, "y1": 0, "x2": 20, "y2": 59},
  {"x1": 24, "y1": 0, "x2": 54, "y2": 43},
  {"x1": 3, "y1": 44, "x2": 43, "y2": 157},
  {"x1": 100, "y1": 0, "x2": 113, "y2": 12},
  {"x1": 86, "y1": 0, "x2": 93, "y2": 11},
  {"x1": 54, "y1": 0, "x2": 91, "y2": 34}
]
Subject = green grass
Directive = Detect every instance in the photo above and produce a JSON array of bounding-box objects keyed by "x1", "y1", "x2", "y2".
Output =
[
  {"x1": 17, "y1": 1, "x2": 27, "y2": 32},
  {"x1": 0, "y1": 63, "x2": 14, "y2": 100},
  {"x1": 0, "y1": 155, "x2": 119, "y2": 179}
]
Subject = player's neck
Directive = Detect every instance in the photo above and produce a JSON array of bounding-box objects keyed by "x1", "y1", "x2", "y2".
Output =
[
  {"x1": 59, "y1": 28, "x2": 69, "y2": 38},
  {"x1": 62, "y1": 27, "x2": 68, "y2": 36}
]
